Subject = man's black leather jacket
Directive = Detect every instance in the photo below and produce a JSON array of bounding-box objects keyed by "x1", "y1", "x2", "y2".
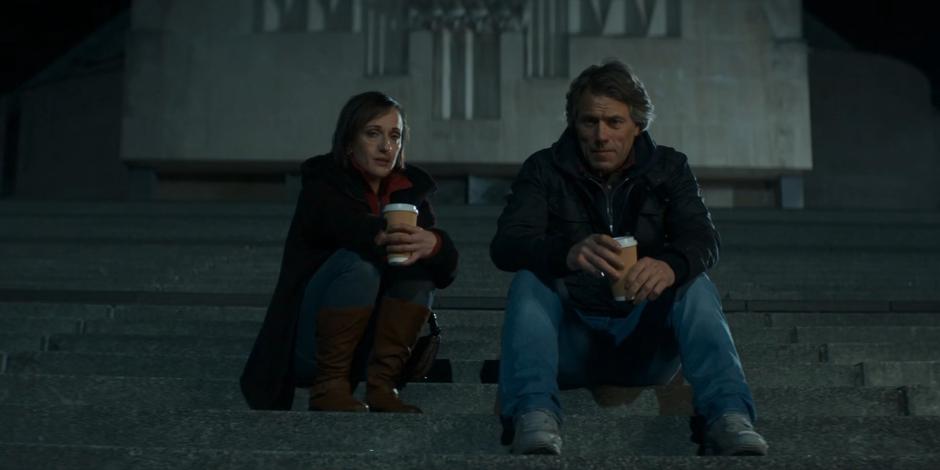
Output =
[{"x1": 490, "y1": 128, "x2": 720, "y2": 316}]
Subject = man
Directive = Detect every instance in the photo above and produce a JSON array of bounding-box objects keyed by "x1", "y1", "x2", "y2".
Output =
[{"x1": 489, "y1": 61, "x2": 768, "y2": 456}]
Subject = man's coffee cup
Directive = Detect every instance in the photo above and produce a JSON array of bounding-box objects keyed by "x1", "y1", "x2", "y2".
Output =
[
  {"x1": 382, "y1": 203, "x2": 419, "y2": 265},
  {"x1": 611, "y1": 236, "x2": 638, "y2": 301}
]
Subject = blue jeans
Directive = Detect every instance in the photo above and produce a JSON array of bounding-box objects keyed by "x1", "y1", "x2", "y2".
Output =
[
  {"x1": 498, "y1": 270, "x2": 755, "y2": 428},
  {"x1": 293, "y1": 249, "x2": 434, "y2": 385}
]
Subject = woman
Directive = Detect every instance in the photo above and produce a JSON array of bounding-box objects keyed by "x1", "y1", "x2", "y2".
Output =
[{"x1": 240, "y1": 91, "x2": 459, "y2": 413}]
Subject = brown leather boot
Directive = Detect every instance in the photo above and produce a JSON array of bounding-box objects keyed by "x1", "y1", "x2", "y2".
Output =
[
  {"x1": 308, "y1": 305, "x2": 373, "y2": 412},
  {"x1": 365, "y1": 297, "x2": 430, "y2": 413}
]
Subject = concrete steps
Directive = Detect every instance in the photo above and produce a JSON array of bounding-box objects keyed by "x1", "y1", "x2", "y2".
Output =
[
  {"x1": 3, "y1": 204, "x2": 940, "y2": 250},
  {"x1": 74, "y1": 323, "x2": 940, "y2": 344},
  {"x1": 2, "y1": 444, "x2": 939, "y2": 470},
  {"x1": 25, "y1": 333, "x2": 940, "y2": 363},
  {"x1": 4, "y1": 405, "x2": 940, "y2": 456},
  {"x1": 6, "y1": 350, "x2": 940, "y2": 388},
  {"x1": 10, "y1": 310, "x2": 940, "y2": 340},
  {"x1": 3, "y1": 201, "x2": 940, "y2": 467},
  {"x1": 10, "y1": 316, "x2": 940, "y2": 345},
  {"x1": 6, "y1": 301, "x2": 940, "y2": 326},
  {"x1": 4, "y1": 325, "x2": 940, "y2": 365},
  {"x1": 2, "y1": 242, "x2": 939, "y2": 300},
  {"x1": 2, "y1": 374, "x2": 935, "y2": 417}
]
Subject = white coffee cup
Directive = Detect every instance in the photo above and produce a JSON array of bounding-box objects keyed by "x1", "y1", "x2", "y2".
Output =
[{"x1": 382, "y1": 203, "x2": 419, "y2": 265}]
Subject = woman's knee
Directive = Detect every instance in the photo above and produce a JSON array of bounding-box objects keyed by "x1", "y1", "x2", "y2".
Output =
[
  {"x1": 327, "y1": 249, "x2": 382, "y2": 294},
  {"x1": 385, "y1": 279, "x2": 435, "y2": 306},
  {"x1": 311, "y1": 250, "x2": 382, "y2": 308}
]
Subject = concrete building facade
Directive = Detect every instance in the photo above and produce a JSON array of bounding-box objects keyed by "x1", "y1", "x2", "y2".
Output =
[
  {"x1": 2, "y1": 0, "x2": 937, "y2": 209},
  {"x1": 119, "y1": 0, "x2": 812, "y2": 206}
]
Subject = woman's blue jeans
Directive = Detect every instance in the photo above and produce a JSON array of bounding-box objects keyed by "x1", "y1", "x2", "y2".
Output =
[
  {"x1": 293, "y1": 249, "x2": 434, "y2": 385},
  {"x1": 498, "y1": 270, "x2": 755, "y2": 428}
]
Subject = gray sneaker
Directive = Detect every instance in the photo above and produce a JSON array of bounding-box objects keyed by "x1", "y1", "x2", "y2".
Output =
[
  {"x1": 510, "y1": 409, "x2": 563, "y2": 455},
  {"x1": 704, "y1": 412, "x2": 769, "y2": 456}
]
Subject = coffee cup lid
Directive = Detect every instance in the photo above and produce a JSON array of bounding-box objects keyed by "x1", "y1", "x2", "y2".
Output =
[
  {"x1": 383, "y1": 203, "x2": 419, "y2": 214},
  {"x1": 614, "y1": 236, "x2": 637, "y2": 248}
]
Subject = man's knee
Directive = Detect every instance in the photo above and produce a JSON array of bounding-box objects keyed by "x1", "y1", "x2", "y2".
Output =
[
  {"x1": 670, "y1": 273, "x2": 728, "y2": 331},
  {"x1": 680, "y1": 273, "x2": 720, "y2": 302},
  {"x1": 676, "y1": 273, "x2": 721, "y2": 308},
  {"x1": 508, "y1": 270, "x2": 554, "y2": 298},
  {"x1": 505, "y1": 270, "x2": 564, "y2": 326}
]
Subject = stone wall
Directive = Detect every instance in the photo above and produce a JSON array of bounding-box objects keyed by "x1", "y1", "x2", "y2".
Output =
[
  {"x1": 0, "y1": 96, "x2": 9, "y2": 196},
  {"x1": 3, "y1": 13, "x2": 129, "y2": 200},
  {"x1": 14, "y1": 72, "x2": 128, "y2": 200},
  {"x1": 805, "y1": 49, "x2": 940, "y2": 210}
]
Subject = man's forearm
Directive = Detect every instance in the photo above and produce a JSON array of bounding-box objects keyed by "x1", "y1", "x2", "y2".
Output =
[{"x1": 490, "y1": 231, "x2": 571, "y2": 278}]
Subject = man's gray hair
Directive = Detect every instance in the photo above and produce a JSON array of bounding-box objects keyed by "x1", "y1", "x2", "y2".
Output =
[{"x1": 565, "y1": 60, "x2": 655, "y2": 131}]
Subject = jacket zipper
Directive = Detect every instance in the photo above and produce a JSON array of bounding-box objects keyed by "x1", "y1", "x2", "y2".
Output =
[
  {"x1": 606, "y1": 186, "x2": 614, "y2": 233},
  {"x1": 589, "y1": 177, "x2": 631, "y2": 234}
]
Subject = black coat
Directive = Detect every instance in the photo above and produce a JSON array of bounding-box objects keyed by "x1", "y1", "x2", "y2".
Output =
[
  {"x1": 490, "y1": 128, "x2": 719, "y2": 316},
  {"x1": 240, "y1": 154, "x2": 459, "y2": 410}
]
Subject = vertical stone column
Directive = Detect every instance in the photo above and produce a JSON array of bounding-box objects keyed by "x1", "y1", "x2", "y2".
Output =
[
  {"x1": 407, "y1": 30, "x2": 434, "y2": 117},
  {"x1": 362, "y1": 0, "x2": 409, "y2": 76},
  {"x1": 409, "y1": 1, "x2": 519, "y2": 120},
  {"x1": 525, "y1": 0, "x2": 568, "y2": 78},
  {"x1": 440, "y1": 28, "x2": 453, "y2": 119},
  {"x1": 300, "y1": 0, "x2": 356, "y2": 32},
  {"x1": 500, "y1": 32, "x2": 524, "y2": 119}
]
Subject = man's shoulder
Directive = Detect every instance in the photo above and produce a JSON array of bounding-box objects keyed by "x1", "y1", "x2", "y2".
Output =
[
  {"x1": 652, "y1": 144, "x2": 688, "y2": 166},
  {"x1": 649, "y1": 144, "x2": 692, "y2": 174},
  {"x1": 642, "y1": 143, "x2": 694, "y2": 188},
  {"x1": 516, "y1": 146, "x2": 559, "y2": 175},
  {"x1": 526, "y1": 146, "x2": 556, "y2": 164}
]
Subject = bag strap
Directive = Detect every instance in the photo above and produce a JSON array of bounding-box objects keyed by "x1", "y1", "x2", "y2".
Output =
[{"x1": 427, "y1": 311, "x2": 441, "y2": 336}]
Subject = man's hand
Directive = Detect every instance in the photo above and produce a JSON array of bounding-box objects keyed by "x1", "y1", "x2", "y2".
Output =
[
  {"x1": 624, "y1": 257, "x2": 675, "y2": 302},
  {"x1": 566, "y1": 234, "x2": 625, "y2": 278},
  {"x1": 375, "y1": 224, "x2": 439, "y2": 266}
]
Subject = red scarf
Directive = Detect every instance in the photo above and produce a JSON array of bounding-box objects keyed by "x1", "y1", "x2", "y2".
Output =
[{"x1": 351, "y1": 163, "x2": 413, "y2": 214}]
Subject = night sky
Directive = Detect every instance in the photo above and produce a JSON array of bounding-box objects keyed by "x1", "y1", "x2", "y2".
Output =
[
  {"x1": 804, "y1": 0, "x2": 940, "y2": 107},
  {"x1": 0, "y1": 0, "x2": 129, "y2": 93},
  {"x1": 1, "y1": 1, "x2": 938, "y2": 105}
]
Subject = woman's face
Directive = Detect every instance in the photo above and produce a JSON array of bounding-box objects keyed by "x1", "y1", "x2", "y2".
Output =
[{"x1": 348, "y1": 108, "x2": 403, "y2": 185}]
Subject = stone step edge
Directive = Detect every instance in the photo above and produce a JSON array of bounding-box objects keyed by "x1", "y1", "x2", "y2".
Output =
[
  {"x1": 5, "y1": 350, "x2": 921, "y2": 378},
  {"x1": 1, "y1": 371, "x2": 923, "y2": 390},
  {"x1": 5, "y1": 353, "x2": 940, "y2": 390},
  {"x1": 1, "y1": 443, "x2": 939, "y2": 470},
  {"x1": 1, "y1": 289, "x2": 939, "y2": 312},
  {"x1": 4, "y1": 404, "x2": 939, "y2": 421},
  {"x1": 0, "y1": 371, "x2": 931, "y2": 410}
]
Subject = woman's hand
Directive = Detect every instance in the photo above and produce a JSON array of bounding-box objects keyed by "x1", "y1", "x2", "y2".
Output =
[{"x1": 375, "y1": 224, "x2": 440, "y2": 266}]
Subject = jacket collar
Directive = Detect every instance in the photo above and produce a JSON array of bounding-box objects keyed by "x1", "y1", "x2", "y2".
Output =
[
  {"x1": 300, "y1": 153, "x2": 437, "y2": 203},
  {"x1": 550, "y1": 127, "x2": 659, "y2": 184}
]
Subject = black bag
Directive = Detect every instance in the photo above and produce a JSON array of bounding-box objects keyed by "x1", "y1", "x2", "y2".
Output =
[{"x1": 401, "y1": 312, "x2": 441, "y2": 383}]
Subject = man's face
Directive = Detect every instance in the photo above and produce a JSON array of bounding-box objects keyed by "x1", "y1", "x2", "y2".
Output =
[{"x1": 574, "y1": 92, "x2": 641, "y2": 176}]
